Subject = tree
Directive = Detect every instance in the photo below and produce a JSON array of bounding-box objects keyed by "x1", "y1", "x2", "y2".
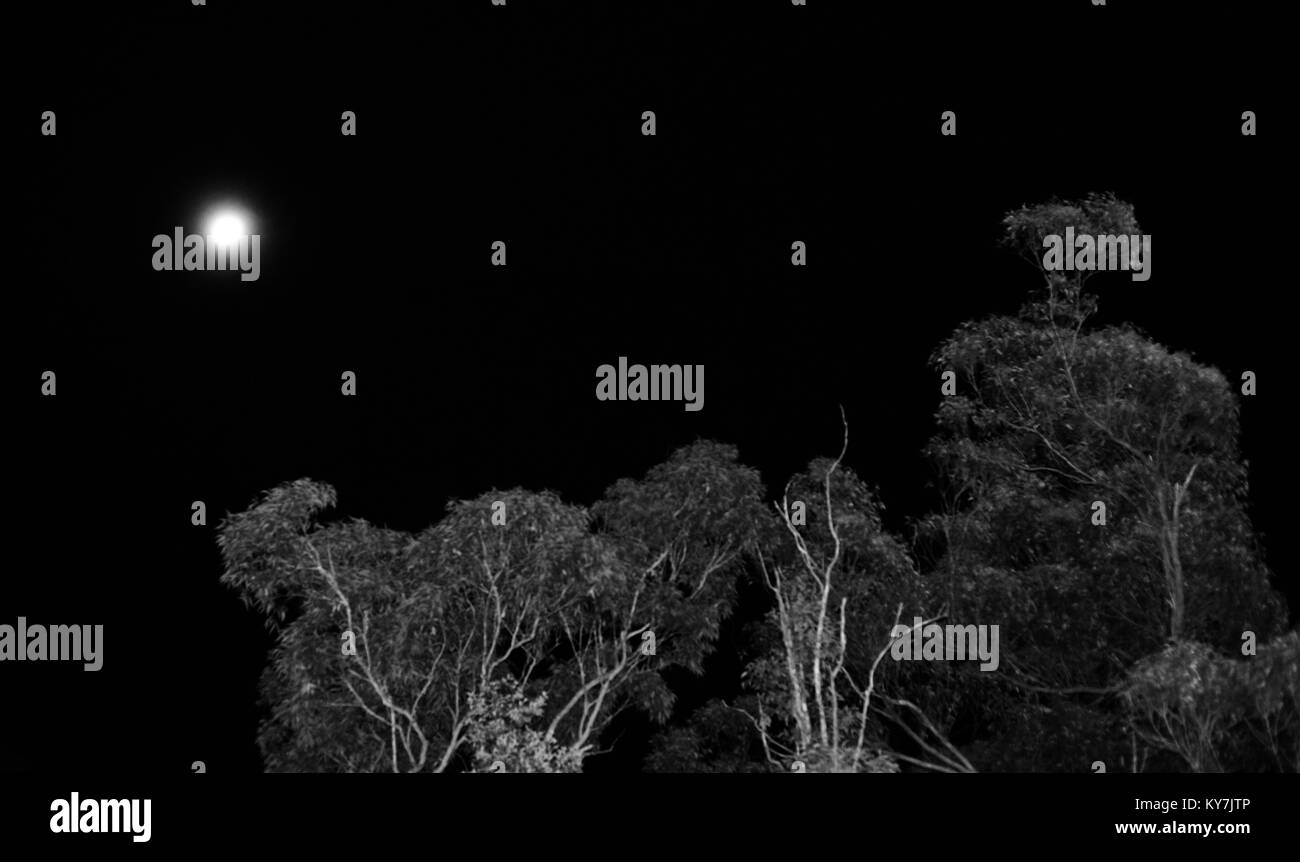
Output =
[
  {"x1": 917, "y1": 194, "x2": 1288, "y2": 770},
  {"x1": 216, "y1": 441, "x2": 766, "y2": 772},
  {"x1": 570, "y1": 440, "x2": 768, "y2": 741},
  {"x1": 219, "y1": 481, "x2": 598, "y2": 771},
  {"x1": 1123, "y1": 640, "x2": 1242, "y2": 773},
  {"x1": 1123, "y1": 632, "x2": 1299, "y2": 773},
  {"x1": 735, "y1": 416, "x2": 973, "y2": 773}
]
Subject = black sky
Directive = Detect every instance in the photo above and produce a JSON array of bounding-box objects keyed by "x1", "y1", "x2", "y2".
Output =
[{"x1": 7, "y1": 1, "x2": 1293, "y2": 773}]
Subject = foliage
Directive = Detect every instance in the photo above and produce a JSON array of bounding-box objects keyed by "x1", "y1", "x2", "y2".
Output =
[
  {"x1": 464, "y1": 679, "x2": 583, "y2": 773},
  {"x1": 1124, "y1": 633, "x2": 1299, "y2": 772},
  {"x1": 916, "y1": 194, "x2": 1287, "y2": 771},
  {"x1": 220, "y1": 196, "x2": 1293, "y2": 774},
  {"x1": 217, "y1": 441, "x2": 766, "y2": 772},
  {"x1": 736, "y1": 444, "x2": 971, "y2": 773}
]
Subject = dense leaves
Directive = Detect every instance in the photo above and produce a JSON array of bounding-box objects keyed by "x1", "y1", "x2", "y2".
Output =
[
  {"x1": 218, "y1": 442, "x2": 767, "y2": 771},
  {"x1": 219, "y1": 196, "x2": 1293, "y2": 772},
  {"x1": 916, "y1": 195, "x2": 1288, "y2": 771}
]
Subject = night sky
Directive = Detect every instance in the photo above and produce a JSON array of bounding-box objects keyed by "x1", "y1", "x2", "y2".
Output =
[{"x1": 7, "y1": 1, "x2": 1292, "y2": 774}]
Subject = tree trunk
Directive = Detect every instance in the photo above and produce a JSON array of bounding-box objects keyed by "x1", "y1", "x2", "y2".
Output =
[{"x1": 1156, "y1": 465, "x2": 1196, "y2": 642}]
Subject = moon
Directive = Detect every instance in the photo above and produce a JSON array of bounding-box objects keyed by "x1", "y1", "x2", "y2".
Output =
[{"x1": 208, "y1": 211, "x2": 248, "y2": 247}]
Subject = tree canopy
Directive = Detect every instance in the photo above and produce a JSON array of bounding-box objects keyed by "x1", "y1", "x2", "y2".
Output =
[{"x1": 218, "y1": 195, "x2": 1294, "y2": 773}]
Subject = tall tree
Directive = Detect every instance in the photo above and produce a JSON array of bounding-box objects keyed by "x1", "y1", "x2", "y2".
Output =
[{"x1": 917, "y1": 194, "x2": 1287, "y2": 770}]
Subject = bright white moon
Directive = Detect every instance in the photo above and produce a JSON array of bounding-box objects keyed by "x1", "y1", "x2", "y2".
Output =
[{"x1": 209, "y1": 212, "x2": 248, "y2": 247}]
